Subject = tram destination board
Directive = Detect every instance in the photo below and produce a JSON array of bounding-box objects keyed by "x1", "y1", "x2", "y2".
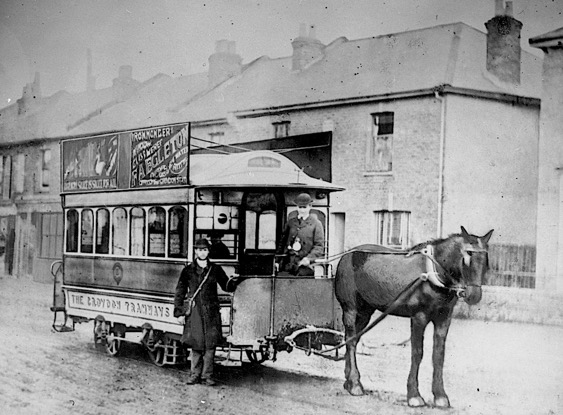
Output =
[{"x1": 61, "y1": 123, "x2": 191, "y2": 193}]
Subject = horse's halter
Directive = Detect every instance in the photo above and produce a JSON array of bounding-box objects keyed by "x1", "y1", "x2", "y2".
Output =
[{"x1": 418, "y1": 243, "x2": 488, "y2": 298}]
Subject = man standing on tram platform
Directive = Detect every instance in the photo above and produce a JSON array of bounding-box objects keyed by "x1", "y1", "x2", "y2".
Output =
[
  {"x1": 174, "y1": 238, "x2": 239, "y2": 386},
  {"x1": 277, "y1": 193, "x2": 325, "y2": 276}
]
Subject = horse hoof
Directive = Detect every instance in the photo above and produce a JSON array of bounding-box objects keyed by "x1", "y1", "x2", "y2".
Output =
[
  {"x1": 408, "y1": 396, "x2": 426, "y2": 407},
  {"x1": 344, "y1": 381, "x2": 365, "y2": 396},
  {"x1": 434, "y1": 396, "x2": 451, "y2": 408}
]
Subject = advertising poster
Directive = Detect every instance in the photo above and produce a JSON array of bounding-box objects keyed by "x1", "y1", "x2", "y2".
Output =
[
  {"x1": 62, "y1": 135, "x2": 118, "y2": 192},
  {"x1": 130, "y1": 124, "x2": 190, "y2": 188}
]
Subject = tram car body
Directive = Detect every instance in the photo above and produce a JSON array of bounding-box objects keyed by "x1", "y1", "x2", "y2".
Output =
[{"x1": 53, "y1": 123, "x2": 345, "y2": 365}]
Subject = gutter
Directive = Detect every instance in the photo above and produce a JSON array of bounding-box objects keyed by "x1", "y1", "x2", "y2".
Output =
[
  {"x1": 232, "y1": 85, "x2": 540, "y2": 119},
  {"x1": 435, "y1": 89, "x2": 447, "y2": 238}
]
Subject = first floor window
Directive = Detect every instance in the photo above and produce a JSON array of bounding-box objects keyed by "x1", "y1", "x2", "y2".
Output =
[
  {"x1": 41, "y1": 149, "x2": 52, "y2": 190},
  {"x1": 375, "y1": 210, "x2": 410, "y2": 249},
  {"x1": 366, "y1": 112, "x2": 394, "y2": 172},
  {"x1": 273, "y1": 121, "x2": 290, "y2": 138}
]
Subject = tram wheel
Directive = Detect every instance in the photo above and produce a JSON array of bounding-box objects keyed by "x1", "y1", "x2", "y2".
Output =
[
  {"x1": 245, "y1": 349, "x2": 269, "y2": 365},
  {"x1": 145, "y1": 332, "x2": 168, "y2": 367},
  {"x1": 93, "y1": 319, "x2": 107, "y2": 352},
  {"x1": 105, "y1": 324, "x2": 126, "y2": 356}
]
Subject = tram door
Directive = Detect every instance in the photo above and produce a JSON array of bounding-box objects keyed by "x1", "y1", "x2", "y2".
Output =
[{"x1": 239, "y1": 192, "x2": 284, "y2": 276}]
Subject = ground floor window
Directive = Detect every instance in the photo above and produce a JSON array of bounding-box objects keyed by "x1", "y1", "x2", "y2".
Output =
[
  {"x1": 39, "y1": 213, "x2": 63, "y2": 258},
  {"x1": 374, "y1": 210, "x2": 410, "y2": 249}
]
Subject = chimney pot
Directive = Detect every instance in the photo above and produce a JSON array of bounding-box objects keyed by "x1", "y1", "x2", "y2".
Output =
[
  {"x1": 495, "y1": 0, "x2": 504, "y2": 16},
  {"x1": 505, "y1": 1, "x2": 513, "y2": 16},
  {"x1": 208, "y1": 40, "x2": 242, "y2": 87}
]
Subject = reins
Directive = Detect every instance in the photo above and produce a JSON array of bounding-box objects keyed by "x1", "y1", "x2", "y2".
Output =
[
  {"x1": 310, "y1": 277, "x2": 424, "y2": 358},
  {"x1": 303, "y1": 244, "x2": 485, "y2": 357}
]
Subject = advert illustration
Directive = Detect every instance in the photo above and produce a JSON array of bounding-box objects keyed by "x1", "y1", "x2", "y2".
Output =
[{"x1": 62, "y1": 135, "x2": 118, "y2": 192}]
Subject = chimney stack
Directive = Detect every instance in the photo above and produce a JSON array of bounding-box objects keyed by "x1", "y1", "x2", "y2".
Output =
[
  {"x1": 17, "y1": 72, "x2": 42, "y2": 115},
  {"x1": 485, "y1": 0, "x2": 522, "y2": 84},
  {"x1": 291, "y1": 23, "x2": 325, "y2": 71},
  {"x1": 208, "y1": 40, "x2": 242, "y2": 88},
  {"x1": 112, "y1": 65, "x2": 139, "y2": 102}
]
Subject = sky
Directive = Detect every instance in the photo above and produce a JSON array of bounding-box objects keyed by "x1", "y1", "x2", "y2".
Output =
[{"x1": 0, "y1": 0, "x2": 561, "y2": 108}]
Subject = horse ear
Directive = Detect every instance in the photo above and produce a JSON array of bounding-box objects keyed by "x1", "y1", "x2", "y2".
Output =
[
  {"x1": 460, "y1": 226, "x2": 470, "y2": 237},
  {"x1": 481, "y1": 229, "x2": 494, "y2": 244}
]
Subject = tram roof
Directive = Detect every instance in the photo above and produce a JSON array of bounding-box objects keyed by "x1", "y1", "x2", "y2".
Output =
[{"x1": 190, "y1": 150, "x2": 344, "y2": 192}]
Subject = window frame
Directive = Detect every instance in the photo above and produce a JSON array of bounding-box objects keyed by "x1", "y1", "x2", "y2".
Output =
[
  {"x1": 366, "y1": 112, "x2": 394, "y2": 173},
  {"x1": 63, "y1": 205, "x2": 191, "y2": 261},
  {"x1": 374, "y1": 210, "x2": 410, "y2": 249}
]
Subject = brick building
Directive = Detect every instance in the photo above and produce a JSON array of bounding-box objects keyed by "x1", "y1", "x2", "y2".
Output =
[{"x1": 0, "y1": 1, "x2": 553, "y2": 301}]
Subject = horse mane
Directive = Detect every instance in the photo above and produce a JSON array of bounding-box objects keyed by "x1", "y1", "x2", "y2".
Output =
[{"x1": 408, "y1": 233, "x2": 463, "y2": 252}]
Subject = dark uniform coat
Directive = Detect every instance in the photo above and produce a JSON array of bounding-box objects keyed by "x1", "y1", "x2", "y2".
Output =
[
  {"x1": 173, "y1": 261, "x2": 236, "y2": 349},
  {"x1": 278, "y1": 214, "x2": 324, "y2": 275}
]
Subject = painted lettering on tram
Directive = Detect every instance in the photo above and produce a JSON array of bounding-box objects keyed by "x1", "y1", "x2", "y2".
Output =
[{"x1": 67, "y1": 292, "x2": 172, "y2": 319}]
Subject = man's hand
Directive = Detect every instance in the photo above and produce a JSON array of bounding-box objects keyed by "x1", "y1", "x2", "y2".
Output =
[
  {"x1": 298, "y1": 257, "x2": 311, "y2": 267},
  {"x1": 177, "y1": 315, "x2": 186, "y2": 325}
]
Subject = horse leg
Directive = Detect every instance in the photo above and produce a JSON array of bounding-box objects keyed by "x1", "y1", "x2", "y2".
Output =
[
  {"x1": 343, "y1": 308, "x2": 371, "y2": 396},
  {"x1": 407, "y1": 312, "x2": 429, "y2": 407},
  {"x1": 431, "y1": 312, "x2": 453, "y2": 408}
]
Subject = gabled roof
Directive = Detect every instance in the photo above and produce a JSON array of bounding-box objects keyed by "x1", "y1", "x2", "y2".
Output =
[
  {"x1": 0, "y1": 21, "x2": 544, "y2": 144},
  {"x1": 69, "y1": 71, "x2": 209, "y2": 136},
  {"x1": 0, "y1": 87, "x2": 114, "y2": 144},
  {"x1": 176, "y1": 23, "x2": 542, "y2": 122}
]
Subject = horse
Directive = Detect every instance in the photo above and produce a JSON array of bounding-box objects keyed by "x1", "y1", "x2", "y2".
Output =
[{"x1": 334, "y1": 226, "x2": 493, "y2": 408}]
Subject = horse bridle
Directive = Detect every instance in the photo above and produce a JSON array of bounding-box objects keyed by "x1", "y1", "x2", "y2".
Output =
[{"x1": 418, "y1": 244, "x2": 488, "y2": 298}]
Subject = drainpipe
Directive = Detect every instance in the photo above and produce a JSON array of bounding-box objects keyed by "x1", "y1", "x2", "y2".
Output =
[{"x1": 435, "y1": 87, "x2": 446, "y2": 238}]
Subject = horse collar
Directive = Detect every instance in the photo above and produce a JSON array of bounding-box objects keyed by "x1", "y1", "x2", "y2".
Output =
[{"x1": 419, "y1": 245, "x2": 447, "y2": 288}]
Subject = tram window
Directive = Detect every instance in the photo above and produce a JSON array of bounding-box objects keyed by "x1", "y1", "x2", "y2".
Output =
[
  {"x1": 112, "y1": 208, "x2": 128, "y2": 255},
  {"x1": 245, "y1": 211, "x2": 257, "y2": 250},
  {"x1": 66, "y1": 209, "x2": 79, "y2": 252},
  {"x1": 148, "y1": 207, "x2": 166, "y2": 257},
  {"x1": 96, "y1": 209, "x2": 110, "y2": 254},
  {"x1": 130, "y1": 207, "x2": 145, "y2": 256},
  {"x1": 81, "y1": 209, "x2": 94, "y2": 253},
  {"x1": 258, "y1": 211, "x2": 277, "y2": 249},
  {"x1": 169, "y1": 206, "x2": 187, "y2": 258}
]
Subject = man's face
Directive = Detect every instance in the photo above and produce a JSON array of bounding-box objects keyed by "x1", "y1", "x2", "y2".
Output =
[
  {"x1": 195, "y1": 247, "x2": 209, "y2": 260},
  {"x1": 297, "y1": 204, "x2": 312, "y2": 218}
]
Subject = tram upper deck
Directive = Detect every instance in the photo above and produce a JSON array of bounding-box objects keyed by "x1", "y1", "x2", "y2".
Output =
[{"x1": 60, "y1": 124, "x2": 343, "y2": 294}]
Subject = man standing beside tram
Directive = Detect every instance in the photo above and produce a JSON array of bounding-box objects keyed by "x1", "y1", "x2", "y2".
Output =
[
  {"x1": 276, "y1": 193, "x2": 325, "y2": 276},
  {"x1": 174, "y1": 238, "x2": 239, "y2": 386}
]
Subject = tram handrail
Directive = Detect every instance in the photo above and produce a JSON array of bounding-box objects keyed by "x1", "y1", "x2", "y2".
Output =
[{"x1": 50, "y1": 260, "x2": 63, "y2": 279}]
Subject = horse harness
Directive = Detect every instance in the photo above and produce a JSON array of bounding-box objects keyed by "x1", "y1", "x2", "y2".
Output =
[{"x1": 411, "y1": 243, "x2": 488, "y2": 298}]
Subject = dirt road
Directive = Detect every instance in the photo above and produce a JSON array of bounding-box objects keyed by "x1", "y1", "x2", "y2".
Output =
[{"x1": 0, "y1": 276, "x2": 561, "y2": 415}]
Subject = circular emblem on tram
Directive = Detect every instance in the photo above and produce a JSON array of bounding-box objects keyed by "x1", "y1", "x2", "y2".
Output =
[
  {"x1": 217, "y1": 213, "x2": 228, "y2": 224},
  {"x1": 112, "y1": 262, "x2": 124, "y2": 285}
]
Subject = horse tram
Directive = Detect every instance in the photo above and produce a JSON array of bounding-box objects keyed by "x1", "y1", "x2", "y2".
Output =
[
  {"x1": 51, "y1": 122, "x2": 494, "y2": 408},
  {"x1": 51, "y1": 122, "x2": 346, "y2": 367}
]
